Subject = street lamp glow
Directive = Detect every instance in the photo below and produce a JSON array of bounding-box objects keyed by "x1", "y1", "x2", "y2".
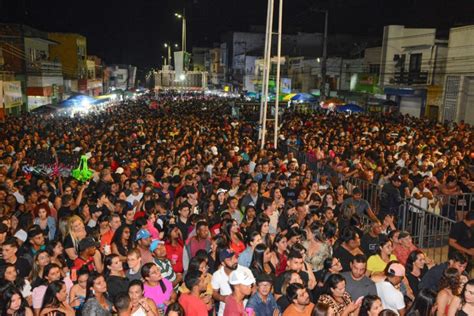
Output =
[
  {"x1": 174, "y1": 13, "x2": 182, "y2": 18},
  {"x1": 179, "y1": 74, "x2": 186, "y2": 81},
  {"x1": 164, "y1": 43, "x2": 168, "y2": 48},
  {"x1": 174, "y1": 44, "x2": 179, "y2": 48}
]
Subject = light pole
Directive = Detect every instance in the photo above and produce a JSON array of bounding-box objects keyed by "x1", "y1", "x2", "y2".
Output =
[
  {"x1": 174, "y1": 11, "x2": 186, "y2": 53},
  {"x1": 164, "y1": 43, "x2": 171, "y2": 66},
  {"x1": 312, "y1": 9, "x2": 329, "y2": 101}
]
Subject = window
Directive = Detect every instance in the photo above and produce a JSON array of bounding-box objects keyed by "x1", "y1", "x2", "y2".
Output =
[
  {"x1": 409, "y1": 53, "x2": 422, "y2": 73},
  {"x1": 369, "y1": 64, "x2": 380, "y2": 74}
]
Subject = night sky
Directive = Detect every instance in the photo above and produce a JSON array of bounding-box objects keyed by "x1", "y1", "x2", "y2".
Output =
[{"x1": 1, "y1": 0, "x2": 474, "y2": 69}]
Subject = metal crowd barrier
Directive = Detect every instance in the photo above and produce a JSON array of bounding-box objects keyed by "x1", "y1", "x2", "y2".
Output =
[
  {"x1": 436, "y1": 193, "x2": 474, "y2": 219},
  {"x1": 398, "y1": 200, "x2": 455, "y2": 264}
]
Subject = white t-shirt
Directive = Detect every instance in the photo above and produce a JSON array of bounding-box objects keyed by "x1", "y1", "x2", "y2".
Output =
[
  {"x1": 126, "y1": 192, "x2": 143, "y2": 206},
  {"x1": 376, "y1": 281, "x2": 405, "y2": 315},
  {"x1": 211, "y1": 265, "x2": 247, "y2": 316},
  {"x1": 411, "y1": 187, "x2": 431, "y2": 211}
]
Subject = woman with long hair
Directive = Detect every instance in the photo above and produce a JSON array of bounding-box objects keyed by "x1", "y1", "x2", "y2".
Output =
[
  {"x1": 249, "y1": 243, "x2": 275, "y2": 277},
  {"x1": 317, "y1": 274, "x2": 361, "y2": 316},
  {"x1": 315, "y1": 257, "x2": 343, "y2": 288},
  {"x1": 436, "y1": 267, "x2": 461, "y2": 316},
  {"x1": 223, "y1": 219, "x2": 245, "y2": 255},
  {"x1": 0, "y1": 264, "x2": 32, "y2": 306},
  {"x1": 141, "y1": 262, "x2": 176, "y2": 308},
  {"x1": 447, "y1": 279, "x2": 474, "y2": 316},
  {"x1": 63, "y1": 215, "x2": 87, "y2": 264},
  {"x1": 271, "y1": 233, "x2": 288, "y2": 276},
  {"x1": 164, "y1": 224, "x2": 184, "y2": 275},
  {"x1": 276, "y1": 270, "x2": 304, "y2": 311},
  {"x1": 367, "y1": 235, "x2": 397, "y2": 276},
  {"x1": 69, "y1": 268, "x2": 88, "y2": 312},
  {"x1": 33, "y1": 203, "x2": 56, "y2": 241},
  {"x1": 302, "y1": 221, "x2": 332, "y2": 271},
  {"x1": 1, "y1": 286, "x2": 33, "y2": 316},
  {"x1": 256, "y1": 214, "x2": 273, "y2": 248},
  {"x1": 163, "y1": 302, "x2": 184, "y2": 316},
  {"x1": 46, "y1": 240, "x2": 67, "y2": 272},
  {"x1": 359, "y1": 295, "x2": 383, "y2": 316},
  {"x1": 82, "y1": 272, "x2": 113, "y2": 316},
  {"x1": 128, "y1": 279, "x2": 159, "y2": 316},
  {"x1": 103, "y1": 254, "x2": 129, "y2": 302},
  {"x1": 30, "y1": 250, "x2": 51, "y2": 288},
  {"x1": 406, "y1": 288, "x2": 437, "y2": 316},
  {"x1": 111, "y1": 225, "x2": 133, "y2": 262},
  {"x1": 405, "y1": 250, "x2": 428, "y2": 297},
  {"x1": 40, "y1": 280, "x2": 75, "y2": 316}
]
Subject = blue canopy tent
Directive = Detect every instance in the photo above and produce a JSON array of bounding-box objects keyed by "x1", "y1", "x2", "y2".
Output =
[
  {"x1": 291, "y1": 93, "x2": 318, "y2": 102},
  {"x1": 59, "y1": 94, "x2": 97, "y2": 108},
  {"x1": 336, "y1": 103, "x2": 365, "y2": 113}
]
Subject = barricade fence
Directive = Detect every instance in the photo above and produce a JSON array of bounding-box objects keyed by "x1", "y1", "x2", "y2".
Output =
[
  {"x1": 398, "y1": 200, "x2": 455, "y2": 264},
  {"x1": 294, "y1": 153, "x2": 460, "y2": 263}
]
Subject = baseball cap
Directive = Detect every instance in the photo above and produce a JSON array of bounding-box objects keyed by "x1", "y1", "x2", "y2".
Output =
[
  {"x1": 229, "y1": 267, "x2": 256, "y2": 286},
  {"x1": 391, "y1": 175, "x2": 402, "y2": 182},
  {"x1": 115, "y1": 167, "x2": 125, "y2": 174},
  {"x1": 256, "y1": 273, "x2": 273, "y2": 285},
  {"x1": 14, "y1": 229, "x2": 27, "y2": 242},
  {"x1": 28, "y1": 225, "x2": 43, "y2": 239},
  {"x1": 219, "y1": 249, "x2": 235, "y2": 262},
  {"x1": 217, "y1": 188, "x2": 228, "y2": 195},
  {"x1": 387, "y1": 262, "x2": 405, "y2": 277},
  {"x1": 78, "y1": 237, "x2": 100, "y2": 252},
  {"x1": 135, "y1": 229, "x2": 151, "y2": 241},
  {"x1": 149, "y1": 239, "x2": 165, "y2": 253}
]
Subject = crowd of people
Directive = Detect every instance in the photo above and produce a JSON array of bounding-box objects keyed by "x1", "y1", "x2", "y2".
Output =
[{"x1": 0, "y1": 93, "x2": 472, "y2": 316}]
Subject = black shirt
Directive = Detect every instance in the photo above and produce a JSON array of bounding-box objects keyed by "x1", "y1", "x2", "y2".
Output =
[
  {"x1": 448, "y1": 221, "x2": 473, "y2": 257},
  {"x1": 0, "y1": 257, "x2": 31, "y2": 278},
  {"x1": 361, "y1": 233, "x2": 380, "y2": 257},
  {"x1": 106, "y1": 275, "x2": 129, "y2": 302},
  {"x1": 58, "y1": 206, "x2": 74, "y2": 220},
  {"x1": 333, "y1": 246, "x2": 355, "y2": 272}
]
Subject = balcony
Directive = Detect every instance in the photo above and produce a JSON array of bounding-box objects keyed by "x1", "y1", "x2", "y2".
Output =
[
  {"x1": 393, "y1": 71, "x2": 428, "y2": 85},
  {"x1": 26, "y1": 60, "x2": 63, "y2": 77}
]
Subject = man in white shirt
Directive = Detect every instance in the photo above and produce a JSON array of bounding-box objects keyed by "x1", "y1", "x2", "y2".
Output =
[
  {"x1": 211, "y1": 249, "x2": 252, "y2": 316},
  {"x1": 376, "y1": 262, "x2": 406, "y2": 315},
  {"x1": 411, "y1": 177, "x2": 433, "y2": 210},
  {"x1": 126, "y1": 181, "x2": 143, "y2": 207}
]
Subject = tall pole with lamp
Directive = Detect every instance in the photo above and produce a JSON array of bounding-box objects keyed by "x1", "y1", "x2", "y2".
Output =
[{"x1": 273, "y1": 0, "x2": 283, "y2": 149}]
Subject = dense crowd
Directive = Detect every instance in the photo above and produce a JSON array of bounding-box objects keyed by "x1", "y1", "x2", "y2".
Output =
[{"x1": 0, "y1": 94, "x2": 472, "y2": 316}]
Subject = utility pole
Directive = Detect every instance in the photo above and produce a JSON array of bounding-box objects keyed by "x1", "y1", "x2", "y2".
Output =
[
  {"x1": 320, "y1": 10, "x2": 328, "y2": 100},
  {"x1": 259, "y1": 0, "x2": 274, "y2": 142},
  {"x1": 274, "y1": 0, "x2": 283, "y2": 149},
  {"x1": 260, "y1": 0, "x2": 274, "y2": 149}
]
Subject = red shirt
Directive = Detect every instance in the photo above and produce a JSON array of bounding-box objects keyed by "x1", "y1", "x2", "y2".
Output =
[
  {"x1": 178, "y1": 293, "x2": 208, "y2": 316},
  {"x1": 165, "y1": 241, "x2": 184, "y2": 273},
  {"x1": 73, "y1": 256, "x2": 95, "y2": 273},
  {"x1": 224, "y1": 295, "x2": 246, "y2": 316}
]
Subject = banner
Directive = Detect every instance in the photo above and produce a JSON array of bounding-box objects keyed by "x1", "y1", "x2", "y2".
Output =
[
  {"x1": 281, "y1": 78, "x2": 291, "y2": 94},
  {"x1": 174, "y1": 51, "x2": 184, "y2": 79},
  {"x1": 3, "y1": 81, "x2": 22, "y2": 108}
]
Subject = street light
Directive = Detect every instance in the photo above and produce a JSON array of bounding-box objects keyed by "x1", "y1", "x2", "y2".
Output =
[
  {"x1": 174, "y1": 11, "x2": 186, "y2": 52},
  {"x1": 164, "y1": 43, "x2": 171, "y2": 66}
]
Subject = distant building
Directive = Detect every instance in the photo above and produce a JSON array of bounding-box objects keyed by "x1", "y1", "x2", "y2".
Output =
[
  {"x1": 107, "y1": 64, "x2": 137, "y2": 91},
  {"x1": 0, "y1": 23, "x2": 65, "y2": 113},
  {"x1": 442, "y1": 25, "x2": 474, "y2": 123},
  {"x1": 379, "y1": 25, "x2": 447, "y2": 118}
]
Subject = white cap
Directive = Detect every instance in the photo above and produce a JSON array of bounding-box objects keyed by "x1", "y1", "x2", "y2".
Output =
[
  {"x1": 14, "y1": 229, "x2": 27, "y2": 242},
  {"x1": 115, "y1": 167, "x2": 125, "y2": 174},
  {"x1": 210, "y1": 146, "x2": 218, "y2": 156},
  {"x1": 233, "y1": 146, "x2": 239, "y2": 153},
  {"x1": 216, "y1": 188, "x2": 228, "y2": 195},
  {"x1": 229, "y1": 267, "x2": 256, "y2": 286}
]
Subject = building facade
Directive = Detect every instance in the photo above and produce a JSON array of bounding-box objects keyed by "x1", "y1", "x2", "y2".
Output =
[
  {"x1": 442, "y1": 25, "x2": 474, "y2": 123},
  {"x1": 379, "y1": 25, "x2": 447, "y2": 118}
]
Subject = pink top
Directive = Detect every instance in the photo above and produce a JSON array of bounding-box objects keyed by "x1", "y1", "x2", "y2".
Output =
[
  {"x1": 147, "y1": 220, "x2": 160, "y2": 239},
  {"x1": 143, "y1": 278, "x2": 173, "y2": 307}
]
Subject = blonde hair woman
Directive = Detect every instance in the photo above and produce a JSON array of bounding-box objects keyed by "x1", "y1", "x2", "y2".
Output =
[{"x1": 63, "y1": 215, "x2": 87, "y2": 262}]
